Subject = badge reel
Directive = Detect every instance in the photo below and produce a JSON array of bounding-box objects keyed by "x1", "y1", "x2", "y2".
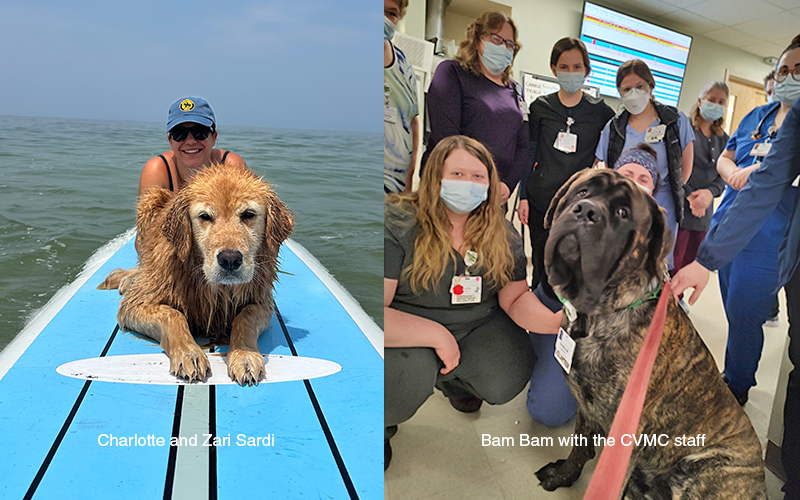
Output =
[
  {"x1": 645, "y1": 124, "x2": 666, "y2": 143},
  {"x1": 749, "y1": 127, "x2": 776, "y2": 158},
  {"x1": 450, "y1": 251, "x2": 482, "y2": 305},
  {"x1": 554, "y1": 117, "x2": 578, "y2": 154}
]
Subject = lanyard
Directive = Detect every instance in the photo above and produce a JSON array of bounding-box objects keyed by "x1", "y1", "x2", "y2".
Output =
[{"x1": 750, "y1": 103, "x2": 780, "y2": 140}]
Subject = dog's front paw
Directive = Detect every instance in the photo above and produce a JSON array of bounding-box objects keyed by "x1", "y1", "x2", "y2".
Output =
[
  {"x1": 536, "y1": 459, "x2": 581, "y2": 491},
  {"x1": 169, "y1": 344, "x2": 211, "y2": 382},
  {"x1": 227, "y1": 349, "x2": 265, "y2": 386}
]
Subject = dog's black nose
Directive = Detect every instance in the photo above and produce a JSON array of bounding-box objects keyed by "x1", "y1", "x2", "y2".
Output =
[
  {"x1": 572, "y1": 200, "x2": 603, "y2": 224},
  {"x1": 217, "y1": 250, "x2": 243, "y2": 272}
]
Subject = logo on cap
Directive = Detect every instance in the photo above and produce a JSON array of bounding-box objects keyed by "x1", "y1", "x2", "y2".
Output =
[{"x1": 180, "y1": 99, "x2": 195, "y2": 112}]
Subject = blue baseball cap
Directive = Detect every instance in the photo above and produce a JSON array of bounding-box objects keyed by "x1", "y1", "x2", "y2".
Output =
[{"x1": 166, "y1": 96, "x2": 216, "y2": 132}]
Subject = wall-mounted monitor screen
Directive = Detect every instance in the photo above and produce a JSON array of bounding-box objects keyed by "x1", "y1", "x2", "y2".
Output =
[{"x1": 580, "y1": 2, "x2": 692, "y2": 107}]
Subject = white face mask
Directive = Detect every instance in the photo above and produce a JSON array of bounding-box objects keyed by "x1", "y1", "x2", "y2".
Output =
[
  {"x1": 621, "y1": 87, "x2": 651, "y2": 115},
  {"x1": 773, "y1": 77, "x2": 800, "y2": 106},
  {"x1": 699, "y1": 100, "x2": 725, "y2": 121},
  {"x1": 440, "y1": 179, "x2": 489, "y2": 214}
]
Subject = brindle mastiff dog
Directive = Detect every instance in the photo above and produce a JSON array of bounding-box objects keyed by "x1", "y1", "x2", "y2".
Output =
[{"x1": 535, "y1": 169, "x2": 766, "y2": 499}]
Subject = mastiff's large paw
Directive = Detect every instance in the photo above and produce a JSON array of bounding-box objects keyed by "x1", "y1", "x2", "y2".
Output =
[
  {"x1": 169, "y1": 343, "x2": 211, "y2": 382},
  {"x1": 536, "y1": 459, "x2": 582, "y2": 491},
  {"x1": 227, "y1": 349, "x2": 265, "y2": 386}
]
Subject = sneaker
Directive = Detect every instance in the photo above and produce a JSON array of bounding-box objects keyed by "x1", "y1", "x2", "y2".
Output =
[
  {"x1": 764, "y1": 314, "x2": 780, "y2": 327},
  {"x1": 721, "y1": 373, "x2": 749, "y2": 406},
  {"x1": 448, "y1": 396, "x2": 483, "y2": 413}
]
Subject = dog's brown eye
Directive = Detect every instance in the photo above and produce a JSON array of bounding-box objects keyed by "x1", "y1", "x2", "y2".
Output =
[
  {"x1": 617, "y1": 207, "x2": 629, "y2": 219},
  {"x1": 241, "y1": 210, "x2": 257, "y2": 221},
  {"x1": 577, "y1": 189, "x2": 588, "y2": 198},
  {"x1": 199, "y1": 212, "x2": 213, "y2": 222}
]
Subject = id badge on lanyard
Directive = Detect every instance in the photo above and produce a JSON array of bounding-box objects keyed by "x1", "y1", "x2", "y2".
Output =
[
  {"x1": 645, "y1": 124, "x2": 666, "y2": 143},
  {"x1": 554, "y1": 116, "x2": 578, "y2": 154},
  {"x1": 450, "y1": 250, "x2": 482, "y2": 304}
]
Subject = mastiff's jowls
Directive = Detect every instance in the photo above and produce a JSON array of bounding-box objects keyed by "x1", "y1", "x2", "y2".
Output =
[{"x1": 536, "y1": 169, "x2": 766, "y2": 499}]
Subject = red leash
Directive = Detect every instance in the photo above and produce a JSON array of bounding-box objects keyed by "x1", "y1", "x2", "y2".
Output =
[{"x1": 582, "y1": 281, "x2": 671, "y2": 500}]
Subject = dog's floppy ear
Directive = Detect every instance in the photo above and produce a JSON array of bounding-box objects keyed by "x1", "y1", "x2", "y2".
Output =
[
  {"x1": 162, "y1": 193, "x2": 192, "y2": 261},
  {"x1": 545, "y1": 170, "x2": 586, "y2": 230},
  {"x1": 266, "y1": 194, "x2": 294, "y2": 253},
  {"x1": 644, "y1": 194, "x2": 672, "y2": 278}
]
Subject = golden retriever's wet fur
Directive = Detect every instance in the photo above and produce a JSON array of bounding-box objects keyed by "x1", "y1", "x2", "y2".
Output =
[{"x1": 98, "y1": 163, "x2": 293, "y2": 385}]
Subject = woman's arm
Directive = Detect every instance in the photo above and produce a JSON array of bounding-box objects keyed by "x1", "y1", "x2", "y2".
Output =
[
  {"x1": 498, "y1": 280, "x2": 563, "y2": 334},
  {"x1": 426, "y1": 62, "x2": 464, "y2": 148},
  {"x1": 384, "y1": 278, "x2": 460, "y2": 374},
  {"x1": 681, "y1": 141, "x2": 694, "y2": 184},
  {"x1": 716, "y1": 148, "x2": 738, "y2": 184},
  {"x1": 403, "y1": 116, "x2": 420, "y2": 193}
]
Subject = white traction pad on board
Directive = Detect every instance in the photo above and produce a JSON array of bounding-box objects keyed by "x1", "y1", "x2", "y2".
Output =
[{"x1": 56, "y1": 353, "x2": 342, "y2": 385}]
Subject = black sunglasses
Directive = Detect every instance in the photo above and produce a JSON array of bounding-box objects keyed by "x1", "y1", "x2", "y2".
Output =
[{"x1": 169, "y1": 124, "x2": 213, "y2": 142}]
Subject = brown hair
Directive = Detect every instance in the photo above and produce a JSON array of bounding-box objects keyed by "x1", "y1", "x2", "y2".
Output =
[
  {"x1": 550, "y1": 37, "x2": 591, "y2": 76},
  {"x1": 385, "y1": 136, "x2": 513, "y2": 293},
  {"x1": 689, "y1": 81, "x2": 729, "y2": 136},
  {"x1": 395, "y1": 0, "x2": 409, "y2": 19},
  {"x1": 764, "y1": 70, "x2": 775, "y2": 89},
  {"x1": 454, "y1": 11, "x2": 521, "y2": 85},
  {"x1": 616, "y1": 59, "x2": 655, "y2": 90}
]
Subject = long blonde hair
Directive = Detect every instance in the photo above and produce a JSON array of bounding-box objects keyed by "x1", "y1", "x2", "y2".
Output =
[
  {"x1": 454, "y1": 11, "x2": 521, "y2": 86},
  {"x1": 689, "y1": 81, "x2": 729, "y2": 136},
  {"x1": 386, "y1": 136, "x2": 514, "y2": 294}
]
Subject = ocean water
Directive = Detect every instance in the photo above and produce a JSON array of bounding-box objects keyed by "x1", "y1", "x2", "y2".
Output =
[{"x1": 0, "y1": 115, "x2": 382, "y2": 351}]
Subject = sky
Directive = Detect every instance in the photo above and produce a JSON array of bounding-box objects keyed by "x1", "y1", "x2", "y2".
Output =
[{"x1": 0, "y1": 0, "x2": 380, "y2": 133}]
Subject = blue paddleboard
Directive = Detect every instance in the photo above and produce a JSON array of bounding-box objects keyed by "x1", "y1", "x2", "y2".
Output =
[{"x1": 0, "y1": 231, "x2": 383, "y2": 499}]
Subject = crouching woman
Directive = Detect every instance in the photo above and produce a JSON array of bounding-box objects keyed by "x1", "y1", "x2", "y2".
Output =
[{"x1": 384, "y1": 135, "x2": 562, "y2": 469}]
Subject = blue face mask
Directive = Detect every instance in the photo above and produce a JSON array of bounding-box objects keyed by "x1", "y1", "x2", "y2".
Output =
[
  {"x1": 384, "y1": 16, "x2": 396, "y2": 42},
  {"x1": 774, "y1": 77, "x2": 800, "y2": 106},
  {"x1": 556, "y1": 71, "x2": 586, "y2": 94},
  {"x1": 440, "y1": 179, "x2": 489, "y2": 214},
  {"x1": 480, "y1": 41, "x2": 514, "y2": 75},
  {"x1": 699, "y1": 100, "x2": 725, "y2": 122},
  {"x1": 767, "y1": 93, "x2": 775, "y2": 104}
]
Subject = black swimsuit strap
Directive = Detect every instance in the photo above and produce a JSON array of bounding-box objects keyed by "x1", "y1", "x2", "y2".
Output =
[
  {"x1": 220, "y1": 150, "x2": 230, "y2": 163},
  {"x1": 158, "y1": 154, "x2": 174, "y2": 192}
]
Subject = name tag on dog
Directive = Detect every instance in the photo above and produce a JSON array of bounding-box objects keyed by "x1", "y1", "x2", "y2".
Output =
[
  {"x1": 645, "y1": 125, "x2": 666, "y2": 143},
  {"x1": 554, "y1": 132, "x2": 578, "y2": 153},
  {"x1": 749, "y1": 142, "x2": 772, "y2": 157},
  {"x1": 450, "y1": 275, "x2": 482, "y2": 304},
  {"x1": 554, "y1": 327, "x2": 576, "y2": 374}
]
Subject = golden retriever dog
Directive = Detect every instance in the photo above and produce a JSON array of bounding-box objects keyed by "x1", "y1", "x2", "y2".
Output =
[{"x1": 98, "y1": 163, "x2": 294, "y2": 386}]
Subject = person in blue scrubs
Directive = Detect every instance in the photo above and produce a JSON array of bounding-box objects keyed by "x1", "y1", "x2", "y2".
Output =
[
  {"x1": 595, "y1": 59, "x2": 694, "y2": 270},
  {"x1": 673, "y1": 40, "x2": 800, "y2": 499}
]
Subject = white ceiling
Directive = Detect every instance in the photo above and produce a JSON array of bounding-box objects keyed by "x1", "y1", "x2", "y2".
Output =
[
  {"x1": 448, "y1": 0, "x2": 799, "y2": 59},
  {"x1": 600, "y1": 0, "x2": 800, "y2": 59}
]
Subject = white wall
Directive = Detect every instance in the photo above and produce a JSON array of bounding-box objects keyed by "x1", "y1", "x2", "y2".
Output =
[{"x1": 403, "y1": 0, "x2": 775, "y2": 116}]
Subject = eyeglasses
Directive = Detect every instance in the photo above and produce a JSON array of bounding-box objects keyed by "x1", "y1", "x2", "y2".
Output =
[
  {"x1": 169, "y1": 124, "x2": 213, "y2": 142},
  {"x1": 619, "y1": 82, "x2": 650, "y2": 95},
  {"x1": 486, "y1": 33, "x2": 518, "y2": 51},
  {"x1": 775, "y1": 67, "x2": 800, "y2": 83}
]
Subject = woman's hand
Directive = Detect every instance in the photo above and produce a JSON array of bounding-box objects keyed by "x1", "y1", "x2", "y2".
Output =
[
  {"x1": 671, "y1": 260, "x2": 711, "y2": 305},
  {"x1": 687, "y1": 189, "x2": 713, "y2": 218},
  {"x1": 434, "y1": 330, "x2": 461, "y2": 375},
  {"x1": 517, "y1": 199, "x2": 529, "y2": 225},
  {"x1": 728, "y1": 164, "x2": 759, "y2": 190}
]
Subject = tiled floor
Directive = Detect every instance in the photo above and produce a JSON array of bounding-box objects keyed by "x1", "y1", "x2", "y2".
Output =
[{"x1": 385, "y1": 267, "x2": 789, "y2": 499}]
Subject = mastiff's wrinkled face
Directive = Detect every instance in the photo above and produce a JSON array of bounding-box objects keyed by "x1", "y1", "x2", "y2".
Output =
[{"x1": 544, "y1": 169, "x2": 671, "y2": 314}]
